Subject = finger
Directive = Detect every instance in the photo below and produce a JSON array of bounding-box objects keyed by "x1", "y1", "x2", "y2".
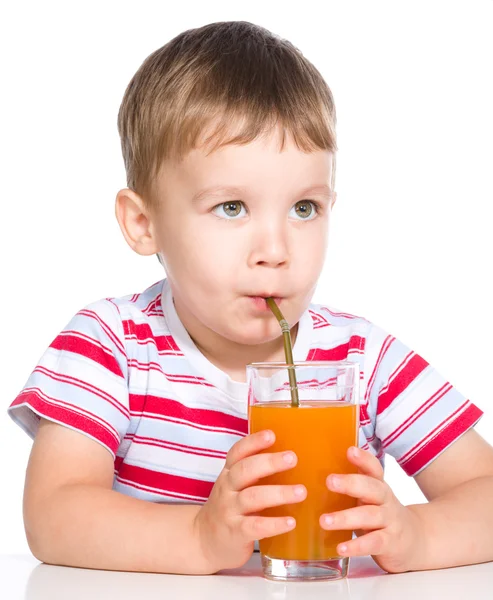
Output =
[
  {"x1": 320, "y1": 504, "x2": 388, "y2": 531},
  {"x1": 347, "y1": 446, "x2": 384, "y2": 480},
  {"x1": 336, "y1": 530, "x2": 389, "y2": 558},
  {"x1": 228, "y1": 450, "x2": 298, "y2": 491},
  {"x1": 225, "y1": 430, "x2": 275, "y2": 469},
  {"x1": 237, "y1": 484, "x2": 307, "y2": 514},
  {"x1": 327, "y1": 473, "x2": 389, "y2": 505},
  {"x1": 240, "y1": 515, "x2": 297, "y2": 542}
]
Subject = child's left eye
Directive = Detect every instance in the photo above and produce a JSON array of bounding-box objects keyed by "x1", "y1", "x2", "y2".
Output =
[
  {"x1": 212, "y1": 201, "x2": 247, "y2": 219},
  {"x1": 289, "y1": 200, "x2": 318, "y2": 221}
]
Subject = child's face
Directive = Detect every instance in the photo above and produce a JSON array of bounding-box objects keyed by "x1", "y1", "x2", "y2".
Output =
[{"x1": 151, "y1": 127, "x2": 335, "y2": 347}]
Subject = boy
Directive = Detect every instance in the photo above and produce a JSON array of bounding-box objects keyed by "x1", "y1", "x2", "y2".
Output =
[{"x1": 8, "y1": 21, "x2": 493, "y2": 575}]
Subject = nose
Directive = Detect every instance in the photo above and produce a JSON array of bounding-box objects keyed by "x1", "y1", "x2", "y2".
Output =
[{"x1": 248, "y1": 219, "x2": 289, "y2": 268}]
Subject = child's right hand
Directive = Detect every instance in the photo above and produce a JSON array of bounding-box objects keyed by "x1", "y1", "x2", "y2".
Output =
[{"x1": 193, "y1": 429, "x2": 307, "y2": 572}]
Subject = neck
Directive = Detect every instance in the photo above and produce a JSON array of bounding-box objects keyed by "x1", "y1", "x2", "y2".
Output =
[
  {"x1": 193, "y1": 324, "x2": 299, "y2": 383},
  {"x1": 173, "y1": 296, "x2": 298, "y2": 383}
]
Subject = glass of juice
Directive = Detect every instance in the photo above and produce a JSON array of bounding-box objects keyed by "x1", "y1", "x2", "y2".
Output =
[{"x1": 247, "y1": 361, "x2": 360, "y2": 582}]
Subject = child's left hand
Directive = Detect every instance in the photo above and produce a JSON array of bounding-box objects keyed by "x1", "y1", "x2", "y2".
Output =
[{"x1": 320, "y1": 446, "x2": 424, "y2": 573}]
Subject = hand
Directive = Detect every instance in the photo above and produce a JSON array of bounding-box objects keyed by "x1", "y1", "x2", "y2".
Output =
[
  {"x1": 319, "y1": 446, "x2": 424, "y2": 573},
  {"x1": 193, "y1": 430, "x2": 307, "y2": 573}
]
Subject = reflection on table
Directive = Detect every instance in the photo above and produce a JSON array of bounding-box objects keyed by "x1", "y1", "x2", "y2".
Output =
[{"x1": 3, "y1": 551, "x2": 492, "y2": 600}]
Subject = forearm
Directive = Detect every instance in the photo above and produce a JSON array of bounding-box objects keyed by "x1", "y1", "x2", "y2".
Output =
[
  {"x1": 26, "y1": 484, "x2": 210, "y2": 574},
  {"x1": 407, "y1": 476, "x2": 493, "y2": 570}
]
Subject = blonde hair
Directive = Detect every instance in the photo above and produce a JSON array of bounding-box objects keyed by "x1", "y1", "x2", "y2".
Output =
[{"x1": 117, "y1": 21, "x2": 337, "y2": 207}]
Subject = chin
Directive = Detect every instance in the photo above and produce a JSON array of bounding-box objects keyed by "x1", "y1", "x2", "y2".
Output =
[{"x1": 225, "y1": 325, "x2": 281, "y2": 346}]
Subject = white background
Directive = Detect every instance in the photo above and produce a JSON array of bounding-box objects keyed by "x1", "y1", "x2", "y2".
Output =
[{"x1": 1, "y1": 0, "x2": 492, "y2": 554}]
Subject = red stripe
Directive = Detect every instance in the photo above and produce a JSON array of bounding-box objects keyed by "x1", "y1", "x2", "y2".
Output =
[
  {"x1": 377, "y1": 353, "x2": 429, "y2": 415},
  {"x1": 50, "y1": 333, "x2": 124, "y2": 378},
  {"x1": 13, "y1": 387, "x2": 121, "y2": 439},
  {"x1": 114, "y1": 455, "x2": 124, "y2": 471},
  {"x1": 360, "y1": 402, "x2": 371, "y2": 425},
  {"x1": 129, "y1": 394, "x2": 248, "y2": 435},
  {"x1": 127, "y1": 360, "x2": 214, "y2": 386},
  {"x1": 129, "y1": 434, "x2": 228, "y2": 459},
  {"x1": 321, "y1": 307, "x2": 361, "y2": 320},
  {"x1": 127, "y1": 360, "x2": 212, "y2": 388},
  {"x1": 78, "y1": 309, "x2": 126, "y2": 357},
  {"x1": 163, "y1": 373, "x2": 213, "y2": 387},
  {"x1": 143, "y1": 295, "x2": 160, "y2": 315},
  {"x1": 307, "y1": 335, "x2": 365, "y2": 361},
  {"x1": 63, "y1": 329, "x2": 114, "y2": 351},
  {"x1": 166, "y1": 377, "x2": 213, "y2": 387},
  {"x1": 122, "y1": 320, "x2": 183, "y2": 354},
  {"x1": 127, "y1": 359, "x2": 163, "y2": 373},
  {"x1": 399, "y1": 403, "x2": 483, "y2": 475},
  {"x1": 399, "y1": 401, "x2": 469, "y2": 463},
  {"x1": 34, "y1": 365, "x2": 129, "y2": 418},
  {"x1": 131, "y1": 411, "x2": 246, "y2": 436},
  {"x1": 309, "y1": 310, "x2": 331, "y2": 329},
  {"x1": 276, "y1": 376, "x2": 337, "y2": 390},
  {"x1": 10, "y1": 390, "x2": 120, "y2": 453},
  {"x1": 116, "y1": 477, "x2": 206, "y2": 502},
  {"x1": 365, "y1": 335, "x2": 395, "y2": 402},
  {"x1": 117, "y1": 463, "x2": 214, "y2": 500},
  {"x1": 381, "y1": 383, "x2": 452, "y2": 447}
]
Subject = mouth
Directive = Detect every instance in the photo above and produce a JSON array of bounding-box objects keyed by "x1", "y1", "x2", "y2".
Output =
[{"x1": 246, "y1": 295, "x2": 284, "y2": 312}]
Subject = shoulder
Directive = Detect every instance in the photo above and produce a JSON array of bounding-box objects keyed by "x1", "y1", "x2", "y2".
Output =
[
  {"x1": 79, "y1": 279, "x2": 165, "y2": 331},
  {"x1": 66, "y1": 279, "x2": 166, "y2": 355},
  {"x1": 306, "y1": 300, "x2": 373, "y2": 333},
  {"x1": 304, "y1": 300, "x2": 396, "y2": 360},
  {"x1": 100, "y1": 279, "x2": 165, "y2": 320}
]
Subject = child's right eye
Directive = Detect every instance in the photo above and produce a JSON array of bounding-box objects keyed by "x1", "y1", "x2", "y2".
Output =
[{"x1": 212, "y1": 201, "x2": 247, "y2": 219}]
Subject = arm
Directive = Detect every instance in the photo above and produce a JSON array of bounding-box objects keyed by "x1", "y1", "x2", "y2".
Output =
[
  {"x1": 409, "y1": 428, "x2": 493, "y2": 570},
  {"x1": 26, "y1": 420, "x2": 304, "y2": 575},
  {"x1": 25, "y1": 419, "x2": 208, "y2": 574},
  {"x1": 319, "y1": 429, "x2": 493, "y2": 573}
]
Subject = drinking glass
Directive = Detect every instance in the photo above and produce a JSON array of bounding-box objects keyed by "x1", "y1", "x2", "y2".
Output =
[{"x1": 247, "y1": 361, "x2": 360, "y2": 581}]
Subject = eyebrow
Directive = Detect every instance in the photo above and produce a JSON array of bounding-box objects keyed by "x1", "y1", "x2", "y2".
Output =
[
  {"x1": 298, "y1": 184, "x2": 334, "y2": 198},
  {"x1": 192, "y1": 184, "x2": 333, "y2": 203},
  {"x1": 192, "y1": 186, "x2": 248, "y2": 203}
]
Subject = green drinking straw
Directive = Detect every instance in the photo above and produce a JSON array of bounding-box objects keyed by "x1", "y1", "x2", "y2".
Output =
[{"x1": 266, "y1": 298, "x2": 300, "y2": 408}]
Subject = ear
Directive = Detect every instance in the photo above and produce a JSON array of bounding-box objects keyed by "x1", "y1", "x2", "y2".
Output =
[
  {"x1": 115, "y1": 188, "x2": 158, "y2": 256},
  {"x1": 330, "y1": 192, "x2": 337, "y2": 209}
]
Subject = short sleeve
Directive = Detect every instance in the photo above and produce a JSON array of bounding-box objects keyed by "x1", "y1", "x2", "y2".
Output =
[
  {"x1": 364, "y1": 323, "x2": 483, "y2": 476},
  {"x1": 7, "y1": 299, "x2": 130, "y2": 459}
]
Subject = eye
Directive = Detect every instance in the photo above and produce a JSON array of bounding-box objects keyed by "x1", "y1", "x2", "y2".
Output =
[
  {"x1": 290, "y1": 200, "x2": 318, "y2": 221},
  {"x1": 212, "y1": 201, "x2": 247, "y2": 219}
]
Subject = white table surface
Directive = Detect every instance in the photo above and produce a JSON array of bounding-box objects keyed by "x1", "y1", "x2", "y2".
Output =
[{"x1": 2, "y1": 552, "x2": 493, "y2": 600}]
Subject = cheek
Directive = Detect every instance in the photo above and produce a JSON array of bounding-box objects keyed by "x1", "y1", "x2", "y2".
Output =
[
  {"x1": 295, "y1": 226, "x2": 327, "y2": 272},
  {"x1": 161, "y1": 219, "x2": 241, "y2": 283}
]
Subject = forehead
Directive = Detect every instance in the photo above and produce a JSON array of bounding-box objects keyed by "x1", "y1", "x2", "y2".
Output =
[{"x1": 163, "y1": 130, "x2": 333, "y2": 192}]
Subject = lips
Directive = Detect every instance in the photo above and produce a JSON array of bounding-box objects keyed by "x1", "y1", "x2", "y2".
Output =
[
  {"x1": 247, "y1": 295, "x2": 284, "y2": 312},
  {"x1": 248, "y1": 294, "x2": 283, "y2": 301},
  {"x1": 247, "y1": 295, "x2": 283, "y2": 304}
]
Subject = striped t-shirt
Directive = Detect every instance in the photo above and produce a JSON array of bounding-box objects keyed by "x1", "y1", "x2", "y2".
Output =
[{"x1": 8, "y1": 278, "x2": 483, "y2": 503}]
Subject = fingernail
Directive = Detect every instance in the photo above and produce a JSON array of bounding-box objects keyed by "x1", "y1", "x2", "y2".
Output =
[
  {"x1": 330, "y1": 475, "x2": 341, "y2": 489},
  {"x1": 294, "y1": 485, "x2": 306, "y2": 497},
  {"x1": 286, "y1": 517, "x2": 296, "y2": 528},
  {"x1": 350, "y1": 447, "x2": 360, "y2": 458},
  {"x1": 263, "y1": 431, "x2": 273, "y2": 443},
  {"x1": 283, "y1": 452, "x2": 295, "y2": 464},
  {"x1": 324, "y1": 515, "x2": 334, "y2": 526},
  {"x1": 338, "y1": 544, "x2": 348, "y2": 554}
]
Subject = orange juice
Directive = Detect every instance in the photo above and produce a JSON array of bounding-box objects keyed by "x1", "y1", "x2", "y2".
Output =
[{"x1": 249, "y1": 401, "x2": 359, "y2": 560}]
